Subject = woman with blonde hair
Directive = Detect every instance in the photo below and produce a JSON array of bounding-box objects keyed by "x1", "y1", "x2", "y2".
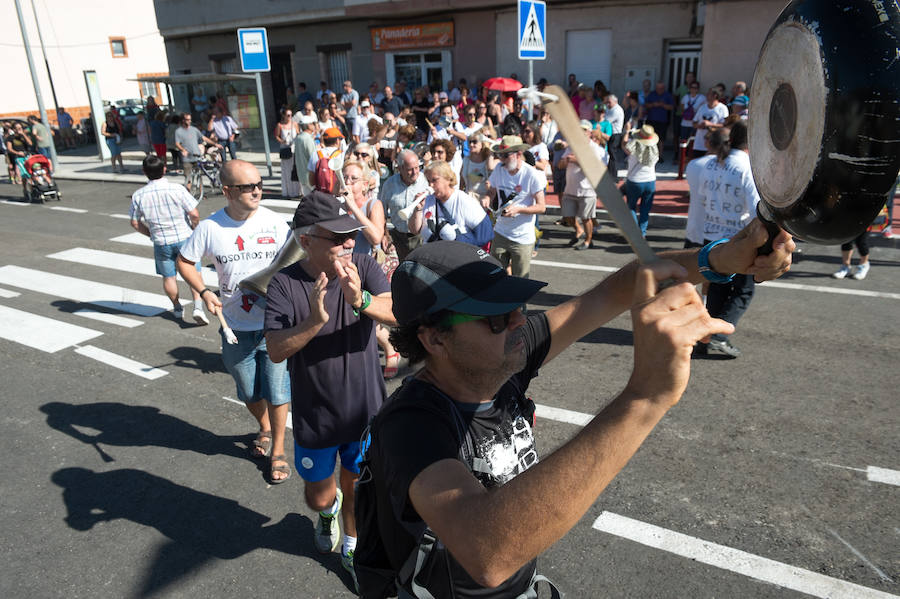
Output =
[
  {"x1": 460, "y1": 134, "x2": 496, "y2": 208},
  {"x1": 341, "y1": 160, "x2": 399, "y2": 378}
]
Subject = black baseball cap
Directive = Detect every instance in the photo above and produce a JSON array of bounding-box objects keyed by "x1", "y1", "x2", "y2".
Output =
[
  {"x1": 292, "y1": 190, "x2": 364, "y2": 233},
  {"x1": 391, "y1": 241, "x2": 547, "y2": 326}
]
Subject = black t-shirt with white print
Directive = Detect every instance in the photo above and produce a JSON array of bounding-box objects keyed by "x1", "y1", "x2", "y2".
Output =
[{"x1": 368, "y1": 312, "x2": 551, "y2": 598}]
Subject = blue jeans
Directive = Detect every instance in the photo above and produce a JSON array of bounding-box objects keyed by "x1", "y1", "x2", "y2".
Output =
[
  {"x1": 706, "y1": 273, "x2": 756, "y2": 342},
  {"x1": 153, "y1": 241, "x2": 199, "y2": 277},
  {"x1": 220, "y1": 139, "x2": 237, "y2": 161},
  {"x1": 220, "y1": 328, "x2": 290, "y2": 406},
  {"x1": 625, "y1": 179, "x2": 656, "y2": 236}
]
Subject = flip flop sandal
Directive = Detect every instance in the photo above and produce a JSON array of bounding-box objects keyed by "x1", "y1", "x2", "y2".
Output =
[
  {"x1": 251, "y1": 431, "x2": 273, "y2": 459},
  {"x1": 269, "y1": 455, "x2": 292, "y2": 484},
  {"x1": 383, "y1": 352, "x2": 401, "y2": 380}
]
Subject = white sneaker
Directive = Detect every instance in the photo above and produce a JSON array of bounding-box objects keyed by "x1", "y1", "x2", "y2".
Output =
[
  {"x1": 192, "y1": 307, "x2": 210, "y2": 325},
  {"x1": 831, "y1": 265, "x2": 851, "y2": 279},
  {"x1": 315, "y1": 488, "x2": 343, "y2": 553},
  {"x1": 851, "y1": 263, "x2": 870, "y2": 280}
]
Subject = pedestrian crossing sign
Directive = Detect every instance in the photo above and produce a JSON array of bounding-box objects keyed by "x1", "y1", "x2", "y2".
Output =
[{"x1": 518, "y1": 0, "x2": 546, "y2": 60}]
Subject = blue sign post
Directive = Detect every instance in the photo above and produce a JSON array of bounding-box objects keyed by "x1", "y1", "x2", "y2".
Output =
[
  {"x1": 518, "y1": 0, "x2": 546, "y2": 60},
  {"x1": 237, "y1": 28, "x2": 271, "y2": 72},
  {"x1": 518, "y1": 0, "x2": 546, "y2": 119},
  {"x1": 237, "y1": 28, "x2": 273, "y2": 176}
]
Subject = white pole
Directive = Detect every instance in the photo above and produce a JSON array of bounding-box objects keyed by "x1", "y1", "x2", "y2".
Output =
[
  {"x1": 255, "y1": 72, "x2": 273, "y2": 178},
  {"x1": 14, "y1": 0, "x2": 57, "y2": 168},
  {"x1": 528, "y1": 60, "x2": 534, "y2": 122}
]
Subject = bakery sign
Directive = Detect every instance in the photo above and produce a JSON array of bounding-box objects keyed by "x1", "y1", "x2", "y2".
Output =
[{"x1": 371, "y1": 21, "x2": 454, "y2": 51}]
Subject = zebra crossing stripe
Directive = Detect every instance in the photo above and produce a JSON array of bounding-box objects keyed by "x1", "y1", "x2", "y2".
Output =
[
  {"x1": 74, "y1": 344, "x2": 168, "y2": 380},
  {"x1": 0, "y1": 265, "x2": 175, "y2": 316},
  {"x1": 260, "y1": 199, "x2": 300, "y2": 209},
  {"x1": 0, "y1": 304, "x2": 102, "y2": 352},
  {"x1": 73, "y1": 308, "x2": 143, "y2": 328},
  {"x1": 110, "y1": 232, "x2": 154, "y2": 247},
  {"x1": 0, "y1": 287, "x2": 21, "y2": 298},
  {"x1": 49, "y1": 206, "x2": 88, "y2": 214},
  {"x1": 49, "y1": 247, "x2": 219, "y2": 287}
]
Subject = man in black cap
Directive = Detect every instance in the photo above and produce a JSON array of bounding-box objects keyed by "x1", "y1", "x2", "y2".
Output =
[
  {"x1": 359, "y1": 223, "x2": 794, "y2": 597},
  {"x1": 264, "y1": 191, "x2": 396, "y2": 582}
]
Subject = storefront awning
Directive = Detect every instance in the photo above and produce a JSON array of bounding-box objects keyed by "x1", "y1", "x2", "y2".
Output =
[{"x1": 129, "y1": 73, "x2": 256, "y2": 85}]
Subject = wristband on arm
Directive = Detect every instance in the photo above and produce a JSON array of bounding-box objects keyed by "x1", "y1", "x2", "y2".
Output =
[
  {"x1": 353, "y1": 290, "x2": 372, "y2": 316},
  {"x1": 698, "y1": 238, "x2": 736, "y2": 283}
]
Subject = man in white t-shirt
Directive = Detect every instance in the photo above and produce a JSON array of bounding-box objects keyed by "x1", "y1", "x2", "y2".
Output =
[
  {"x1": 603, "y1": 94, "x2": 625, "y2": 180},
  {"x1": 485, "y1": 135, "x2": 546, "y2": 278},
  {"x1": 558, "y1": 121, "x2": 608, "y2": 251},
  {"x1": 692, "y1": 89, "x2": 729, "y2": 158},
  {"x1": 176, "y1": 160, "x2": 294, "y2": 484},
  {"x1": 351, "y1": 100, "x2": 382, "y2": 145}
]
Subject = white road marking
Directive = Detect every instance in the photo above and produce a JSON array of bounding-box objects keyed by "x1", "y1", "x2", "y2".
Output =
[
  {"x1": 535, "y1": 403, "x2": 593, "y2": 426},
  {"x1": 260, "y1": 199, "x2": 300, "y2": 209},
  {"x1": 0, "y1": 265, "x2": 176, "y2": 316},
  {"x1": 532, "y1": 259, "x2": 616, "y2": 273},
  {"x1": 110, "y1": 232, "x2": 154, "y2": 247},
  {"x1": 74, "y1": 344, "x2": 168, "y2": 380},
  {"x1": 0, "y1": 305, "x2": 102, "y2": 352},
  {"x1": 531, "y1": 260, "x2": 900, "y2": 300},
  {"x1": 222, "y1": 396, "x2": 294, "y2": 430},
  {"x1": 825, "y1": 525, "x2": 895, "y2": 584},
  {"x1": 593, "y1": 512, "x2": 899, "y2": 599},
  {"x1": 49, "y1": 247, "x2": 219, "y2": 287},
  {"x1": 867, "y1": 466, "x2": 900, "y2": 487},
  {"x1": 0, "y1": 287, "x2": 21, "y2": 298},
  {"x1": 73, "y1": 308, "x2": 143, "y2": 328},
  {"x1": 49, "y1": 206, "x2": 88, "y2": 214},
  {"x1": 0, "y1": 200, "x2": 30, "y2": 206},
  {"x1": 108, "y1": 213, "x2": 132, "y2": 219}
]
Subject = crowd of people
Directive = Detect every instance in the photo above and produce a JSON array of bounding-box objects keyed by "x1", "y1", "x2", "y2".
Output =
[{"x1": 119, "y1": 68, "x2": 807, "y2": 599}]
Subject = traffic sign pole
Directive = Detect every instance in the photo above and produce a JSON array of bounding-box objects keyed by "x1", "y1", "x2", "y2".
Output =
[
  {"x1": 237, "y1": 28, "x2": 273, "y2": 178},
  {"x1": 255, "y1": 72, "x2": 273, "y2": 178},
  {"x1": 518, "y1": 0, "x2": 546, "y2": 122}
]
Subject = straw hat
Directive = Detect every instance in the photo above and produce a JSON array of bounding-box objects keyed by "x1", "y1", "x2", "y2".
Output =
[
  {"x1": 632, "y1": 124, "x2": 659, "y2": 146},
  {"x1": 491, "y1": 135, "x2": 529, "y2": 154}
]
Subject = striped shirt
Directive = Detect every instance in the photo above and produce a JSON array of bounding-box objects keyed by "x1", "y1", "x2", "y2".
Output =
[{"x1": 129, "y1": 178, "x2": 198, "y2": 246}]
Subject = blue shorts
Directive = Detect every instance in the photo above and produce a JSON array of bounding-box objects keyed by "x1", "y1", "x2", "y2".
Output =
[
  {"x1": 294, "y1": 441, "x2": 362, "y2": 482},
  {"x1": 220, "y1": 328, "x2": 290, "y2": 406},
  {"x1": 153, "y1": 241, "x2": 199, "y2": 277},
  {"x1": 106, "y1": 136, "x2": 121, "y2": 157}
]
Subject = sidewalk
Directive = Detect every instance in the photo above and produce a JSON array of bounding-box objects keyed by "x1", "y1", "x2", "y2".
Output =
[{"x1": 48, "y1": 140, "x2": 898, "y2": 235}]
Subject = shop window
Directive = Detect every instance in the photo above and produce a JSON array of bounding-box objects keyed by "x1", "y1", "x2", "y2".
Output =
[{"x1": 110, "y1": 37, "x2": 127, "y2": 58}]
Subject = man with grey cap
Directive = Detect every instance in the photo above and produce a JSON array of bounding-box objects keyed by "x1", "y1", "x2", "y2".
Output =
[
  {"x1": 264, "y1": 190, "x2": 395, "y2": 582},
  {"x1": 357, "y1": 222, "x2": 795, "y2": 596},
  {"x1": 380, "y1": 149, "x2": 428, "y2": 260}
]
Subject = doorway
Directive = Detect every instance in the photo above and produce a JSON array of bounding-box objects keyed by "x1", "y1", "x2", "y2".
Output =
[{"x1": 270, "y1": 51, "x2": 294, "y2": 116}]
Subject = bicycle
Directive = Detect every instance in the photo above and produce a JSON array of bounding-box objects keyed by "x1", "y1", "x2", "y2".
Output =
[{"x1": 189, "y1": 147, "x2": 223, "y2": 201}]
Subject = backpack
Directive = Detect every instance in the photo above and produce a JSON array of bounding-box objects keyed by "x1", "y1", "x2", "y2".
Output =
[
  {"x1": 314, "y1": 147, "x2": 341, "y2": 194},
  {"x1": 354, "y1": 386, "x2": 475, "y2": 599},
  {"x1": 682, "y1": 96, "x2": 701, "y2": 121},
  {"x1": 354, "y1": 383, "x2": 560, "y2": 599}
]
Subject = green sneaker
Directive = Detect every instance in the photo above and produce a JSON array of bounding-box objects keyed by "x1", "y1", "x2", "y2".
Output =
[
  {"x1": 314, "y1": 488, "x2": 342, "y2": 553},
  {"x1": 342, "y1": 548, "x2": 358, "y2": 593}
]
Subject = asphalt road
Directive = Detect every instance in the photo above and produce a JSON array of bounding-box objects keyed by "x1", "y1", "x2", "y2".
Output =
[{"x1": 0, "y1": 180, "x2": 897, "y2": 599}]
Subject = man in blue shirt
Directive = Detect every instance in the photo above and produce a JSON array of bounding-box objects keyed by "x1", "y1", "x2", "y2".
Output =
[{"x1": 644, "y1": 81, "x2": 674, "y2": 161}]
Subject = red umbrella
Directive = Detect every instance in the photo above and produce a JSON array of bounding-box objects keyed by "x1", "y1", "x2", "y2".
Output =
[{"x1": 481, "y1": 77, "x2": 523, "y2": 92}]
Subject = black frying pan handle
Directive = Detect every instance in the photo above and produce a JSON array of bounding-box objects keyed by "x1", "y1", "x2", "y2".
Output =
[{"x1": 756, "y1": 203, "x2": 781, "y2": 256}]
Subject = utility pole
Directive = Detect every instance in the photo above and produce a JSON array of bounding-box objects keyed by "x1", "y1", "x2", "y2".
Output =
[
  {"x1": 14, "y1": 0, "x2": 58, "y2": 167},
  {"x1": 31, "y1": 0, "x2": 60, "y2": 117}
]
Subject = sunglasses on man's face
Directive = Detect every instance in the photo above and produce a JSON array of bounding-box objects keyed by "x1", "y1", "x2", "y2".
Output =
[
  {"x1": 307, "y1": 231, "x2": 356, "y2": 245},
  {"x1": 226, "y1": 181, "x2": 264, "y2": 193},
  {"x1": 353, "y1": 152, "x2": 370, "y2": 158},
  {"x1": 441, "y1": 307, "x2": 522, "y2": 334}
]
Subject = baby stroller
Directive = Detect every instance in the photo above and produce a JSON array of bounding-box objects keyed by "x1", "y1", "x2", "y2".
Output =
[{"x1": 18, "y1": 153, "x2": 61, "y2": 203}]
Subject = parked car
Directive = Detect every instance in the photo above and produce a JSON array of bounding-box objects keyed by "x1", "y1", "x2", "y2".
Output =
[{"x1": 115, "y1": 106, "x2": 142, "y2": 137}]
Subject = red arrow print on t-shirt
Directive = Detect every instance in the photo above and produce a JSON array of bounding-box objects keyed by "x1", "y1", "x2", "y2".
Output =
[{"x1": 235, "y1": 236, "x2": 244, "y2": 251}]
